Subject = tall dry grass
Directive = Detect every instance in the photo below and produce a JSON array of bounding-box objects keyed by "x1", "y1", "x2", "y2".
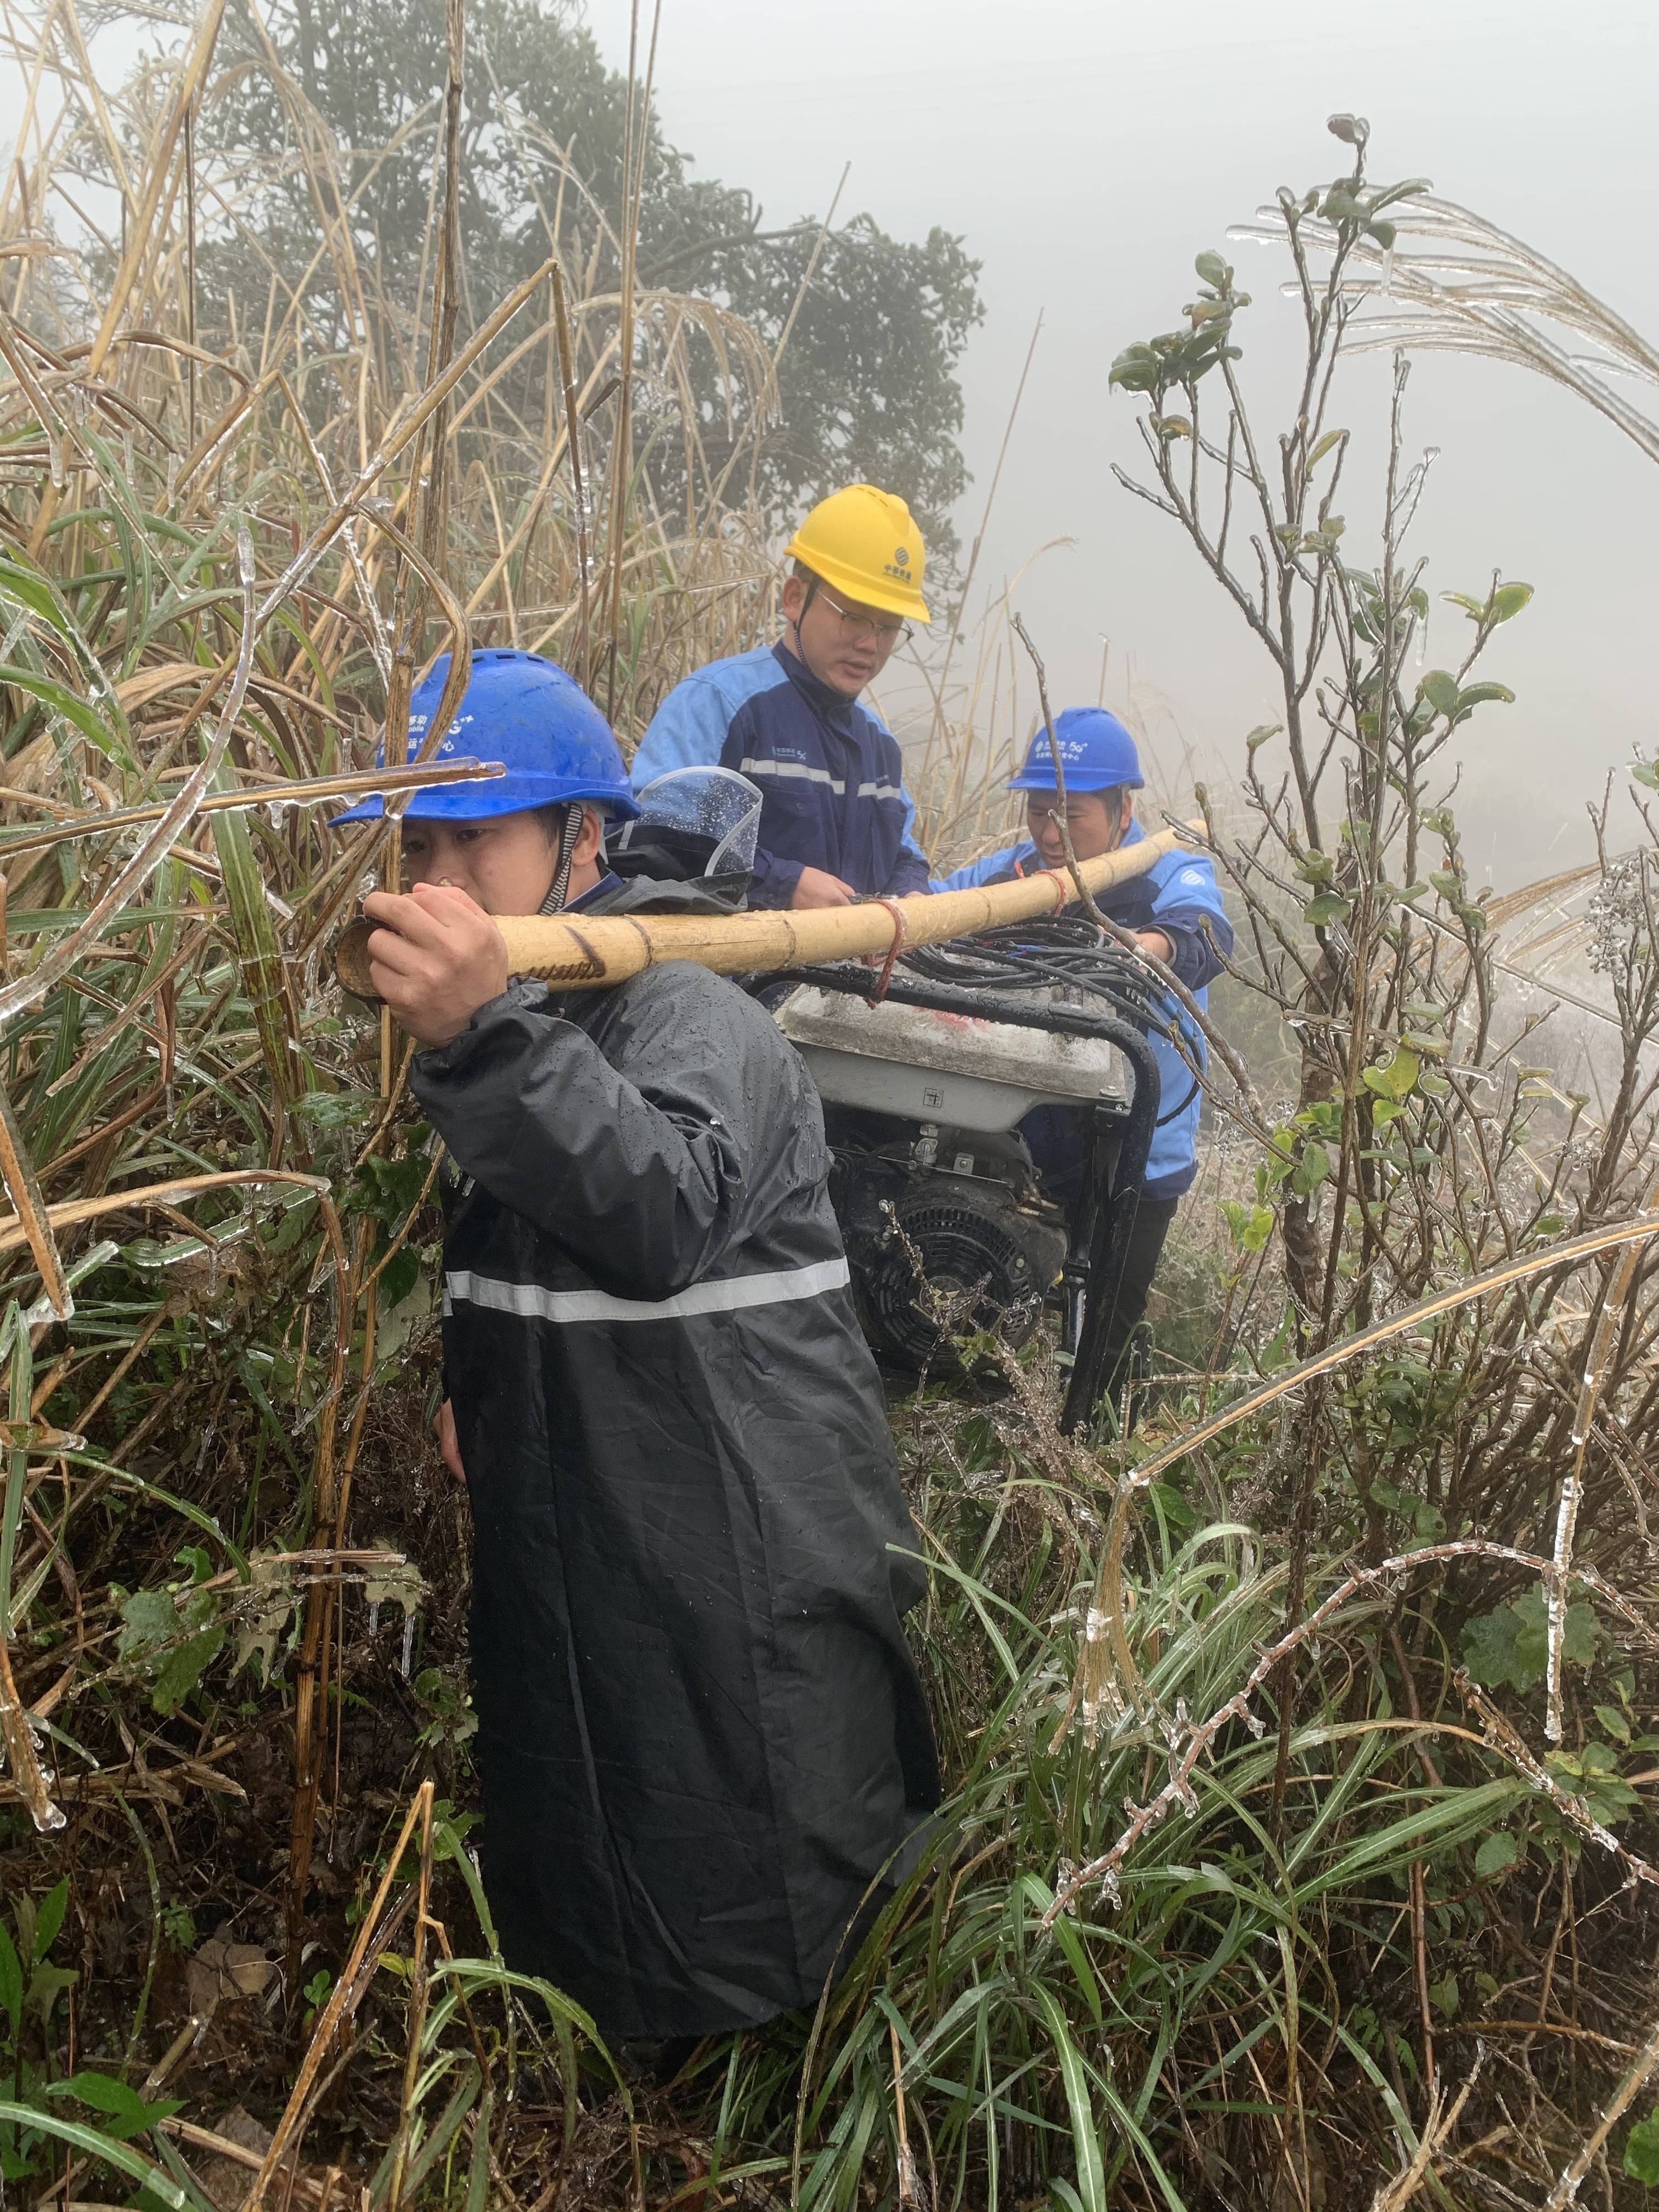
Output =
[
  {"x1": 7, "y1": 20, "x2": 1659, "y2": 2211},
  {"x1": 0, "y1": 0, "x2": 816, "y2": 2192}
]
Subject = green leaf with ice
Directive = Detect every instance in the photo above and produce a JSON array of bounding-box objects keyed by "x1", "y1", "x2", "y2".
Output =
[{"x1": 1460, "y1": 1581, "x2": 1596, "y2": 1692}]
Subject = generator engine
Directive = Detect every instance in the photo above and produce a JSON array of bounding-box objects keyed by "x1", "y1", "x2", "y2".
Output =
[
  {"x1": 826, "y1": 1118, "x2": 1069, "y2": 1369},
  {"x1": 775, "y1": 979, "x2": 1146, "y2": 1379}
]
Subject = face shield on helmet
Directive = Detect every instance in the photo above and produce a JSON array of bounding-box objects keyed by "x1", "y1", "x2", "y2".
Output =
[{"x1": 612, "y1": 767, "x2": 763, "y2": 887}]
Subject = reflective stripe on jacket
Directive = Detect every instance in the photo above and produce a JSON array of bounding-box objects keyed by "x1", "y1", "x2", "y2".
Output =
[
  {"x1": 633, "y1": 642, "x2": 932, "y2": 906},
  {"x1": 411, "y1": 928, "x2": 938, "y2": 2042},
  {"x1": 937, "y1": 823, "x2": 1234, "y2": 1197}
]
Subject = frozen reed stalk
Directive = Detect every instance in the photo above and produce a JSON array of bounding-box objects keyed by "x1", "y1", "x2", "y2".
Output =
[
  {"x1": 1047, "y1": 1536, "x2": 1659, "y2": 1930},
  {"x1": 1076, "y1": 1602, "x2": 1126, "y2": 1741},
  {"x1": 1235, "y1": 193, "x2": 1659, "y2": 466},
  {"x1": 1542, "y1": 2007, "x2": 1659, "y2": 2210},
  {"x1": 1547, "y1": 1171, "x2": 1659, "y2": 1740},
  {"x1": 1062, "y1": 1207, "x2": 1659, "y2": 1740}
]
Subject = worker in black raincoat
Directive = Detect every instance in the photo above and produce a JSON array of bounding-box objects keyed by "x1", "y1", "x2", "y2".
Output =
[{"x1": 339, "y1": 650, "x2": 939, "y2": 2044}]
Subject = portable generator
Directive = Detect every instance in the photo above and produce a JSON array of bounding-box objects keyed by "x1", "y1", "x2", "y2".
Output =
[{"x1": 758, "y1": 918, "x2": 1165, "y2": 1432}]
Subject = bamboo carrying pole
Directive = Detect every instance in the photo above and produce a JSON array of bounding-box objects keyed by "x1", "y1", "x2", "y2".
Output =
[{"x1": 334, "y1": 823, "x2": 1198, "y2": 1000}]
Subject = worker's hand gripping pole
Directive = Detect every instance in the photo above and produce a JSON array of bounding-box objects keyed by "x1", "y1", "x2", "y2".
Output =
[{"x1": 334, "y1": 824, "x2": 1200, "y2": 1002}]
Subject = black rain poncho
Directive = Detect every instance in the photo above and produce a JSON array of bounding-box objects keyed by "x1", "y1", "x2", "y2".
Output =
[{"x1": 410, "y1": 884, "x2": 939, "y2": 2041}]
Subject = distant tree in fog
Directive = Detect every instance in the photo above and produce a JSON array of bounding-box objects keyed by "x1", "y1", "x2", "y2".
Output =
[{"x1": 202, "y1": 0, "x2": 983, "y2": 562}]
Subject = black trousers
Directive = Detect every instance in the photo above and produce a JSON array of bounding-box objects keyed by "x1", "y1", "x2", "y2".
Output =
[{"x1": 1092, "y1": 1193, "x2": 1180, "y2": 1397}]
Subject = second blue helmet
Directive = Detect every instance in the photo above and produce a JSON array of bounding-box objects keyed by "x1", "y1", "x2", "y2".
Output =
[
  {"x1": 332, "y1": 650, "x2": 641, "y2": 824},
  {"x1": 1008, "y1": 707, "x2": 1144, "y2": 795}
]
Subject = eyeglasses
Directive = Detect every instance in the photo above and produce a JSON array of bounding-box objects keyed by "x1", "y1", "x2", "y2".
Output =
[
  {"x1": 809, "y1": 583, "x2": 912, "y2": 650},
  {"x1": 1026, "y1": 799, "x2": 1097, "y2": 822}
]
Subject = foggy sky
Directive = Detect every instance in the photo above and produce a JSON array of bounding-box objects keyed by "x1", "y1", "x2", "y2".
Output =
[{"x1": 586, "y1": 0, "x2": 1659, "y2": 887}]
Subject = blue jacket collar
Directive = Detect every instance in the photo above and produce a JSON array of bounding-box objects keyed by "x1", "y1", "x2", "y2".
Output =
[{"x1": 771, "y1": 639, "x2": 857, "y2": 729}]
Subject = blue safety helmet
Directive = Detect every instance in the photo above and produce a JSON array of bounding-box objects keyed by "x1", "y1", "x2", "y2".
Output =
[
  {"x1": 1008, "y1": 707, "x2": 1144, "y2": 795},
  {"x1": 331, "y1": 650, "x2": 641, "y2": 825}
]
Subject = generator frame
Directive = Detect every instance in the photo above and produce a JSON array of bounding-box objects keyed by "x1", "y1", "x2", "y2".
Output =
[{"x1": 756, "y1": 962, "x2": 1160, "y2": 1433}]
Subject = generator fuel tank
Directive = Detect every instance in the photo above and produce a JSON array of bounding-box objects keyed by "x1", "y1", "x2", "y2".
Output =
[{"x1": 775, "y1": 985, "x2": 1130, "y2": 1135}]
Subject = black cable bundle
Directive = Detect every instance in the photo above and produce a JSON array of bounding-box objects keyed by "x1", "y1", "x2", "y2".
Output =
[
  {"x1": 899, "y1": 915, "x2": 1158, "y2": 1028},
  {"x1": 895, "y1": 919, "x2": 1198, "y2": 1127}
]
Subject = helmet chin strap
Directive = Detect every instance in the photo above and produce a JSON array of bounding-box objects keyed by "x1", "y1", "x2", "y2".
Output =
[
  {"x1": 538, "y1": 802, "x2": 586, "y2": 916},
  {"x1": 787, "y1": 575, "x2": 820, "y2": 670}
]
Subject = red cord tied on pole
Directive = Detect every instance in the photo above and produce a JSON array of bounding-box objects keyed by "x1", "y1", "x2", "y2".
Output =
[
  {"x1": 862, "y1": 897, "x2": 910, "y2": 1003},
  {"x1": 1015, "y1": 855, "x2": 1077, "y2": 915}
]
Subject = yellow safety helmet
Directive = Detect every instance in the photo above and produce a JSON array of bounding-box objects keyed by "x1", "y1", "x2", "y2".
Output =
[{"x1": 785, "y1": 483, "x2": 931, "y2": 625}]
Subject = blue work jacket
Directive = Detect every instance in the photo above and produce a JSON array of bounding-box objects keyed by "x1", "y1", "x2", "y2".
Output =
[
  {"x1": 938, "y1": 824, "x2": 1233, "y2": 1198},
  {"x1": 632, "y1": 644, "x2": 932, "y2": 909}
]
